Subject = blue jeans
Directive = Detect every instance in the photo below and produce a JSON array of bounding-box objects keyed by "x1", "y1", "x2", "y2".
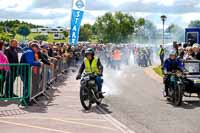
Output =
[
  {"x1": 95, "y1": 76, "x2": 103, "y2": 92},
  {"x1": 20, "y1": 65, "x2": 30, "y2": 102}
]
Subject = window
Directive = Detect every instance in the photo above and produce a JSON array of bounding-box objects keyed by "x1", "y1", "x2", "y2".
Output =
[{"x1": 187, "y1": 32, "x2": 198, "y2": 44}]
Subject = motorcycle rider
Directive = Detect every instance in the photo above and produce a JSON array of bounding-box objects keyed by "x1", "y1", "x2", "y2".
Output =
[
  {"x1": 76, "y1": 48, "x2": 104, "y2": 98},
  {"x1": 163, "y1": 49, "x2": 184, "y2": 97}
]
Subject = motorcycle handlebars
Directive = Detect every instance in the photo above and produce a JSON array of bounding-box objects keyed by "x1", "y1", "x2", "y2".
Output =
[{"x1": 164, "y1": 71, "x2": 189, "y2": 78}]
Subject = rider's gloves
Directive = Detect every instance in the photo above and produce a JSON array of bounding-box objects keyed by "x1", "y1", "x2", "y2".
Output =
[
  {"x1": 98, "y1": 73, "x2": 103, "y2": 77},
  {"x1": 76, "y1": 74, "x2": 81, "y2": 80}
]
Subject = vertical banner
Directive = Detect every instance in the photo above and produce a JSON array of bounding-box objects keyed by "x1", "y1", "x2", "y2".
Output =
[{"x1": 69, "y1": 0, "x2": 86, "y2": 46}]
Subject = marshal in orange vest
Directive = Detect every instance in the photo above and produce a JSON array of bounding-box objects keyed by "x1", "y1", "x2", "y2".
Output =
[{"x1": 113, "y1": 49, "x2": 121, "y2": 61}]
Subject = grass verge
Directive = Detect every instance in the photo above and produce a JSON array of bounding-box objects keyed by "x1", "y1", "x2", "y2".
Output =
[
  {"x1": 15, "y1": 33, "x2": 68, "y2": 43},
  {"x1": 153, "y1": 66, "x2": 163, "y2": 77}
]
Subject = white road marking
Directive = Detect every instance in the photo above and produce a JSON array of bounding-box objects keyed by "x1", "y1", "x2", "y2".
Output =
[{"x1": 97, "y1": 106, "x2": 136, "y2": 133}]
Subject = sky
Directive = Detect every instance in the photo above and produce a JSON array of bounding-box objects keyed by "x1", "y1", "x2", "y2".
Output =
[{"x1": 0, "y1": 0, "x2": 200, "y2": 29}]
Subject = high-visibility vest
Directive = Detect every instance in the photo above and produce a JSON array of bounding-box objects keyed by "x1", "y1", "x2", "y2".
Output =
[
  {"x1": 113, "y1": 49, "x2": 121, "y2": 61},
  {"x1": 158, "y1": 48, "x2": 165, "y2": 56},
  {"x1": 84, "y1": 56, "x2": 99, "y2": 75}
]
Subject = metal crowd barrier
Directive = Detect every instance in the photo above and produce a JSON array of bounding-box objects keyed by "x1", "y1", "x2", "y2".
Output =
[
  {"x1": 57, "y1": 59, "x2": 63, "y2": 78},
  {"x1": 0, "y1": 64, "x2": 31, "y2": 108},
  {"x1": 29, "y1": 57, "x2": 70, "y2": 104},
  {"x1": 30, "y1": 65, "x2": 48, "y2": 104},
  {"x1": 0, "y1": 58, "x2": 72, "y2": 107},
  {"x1": 49, "y1": 58, "x2": 57, "y2": 84}
]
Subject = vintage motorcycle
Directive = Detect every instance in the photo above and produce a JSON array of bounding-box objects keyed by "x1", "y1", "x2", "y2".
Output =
[
  {"x1": 164, "y1": 60, "x2": 200, "y2": 106},
  {"x1": 79, "y1": 73, "x2": 103, "y2": 110},
  {"x1": 164, "y1": 70, "x2": 184, "y2": 106}
]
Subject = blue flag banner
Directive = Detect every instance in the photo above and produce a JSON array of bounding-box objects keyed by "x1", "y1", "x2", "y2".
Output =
[{"x1": 69, "y1": 0, "x2": 86, "y2": 45}]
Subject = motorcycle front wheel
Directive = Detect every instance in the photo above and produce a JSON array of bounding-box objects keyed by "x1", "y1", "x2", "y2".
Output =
[
  {"x1": 80, "y1": 87, "x2": 92, "y2": 110},
  {"x1": 173, "y1": 83, "x2": 183, "y2": 106}
]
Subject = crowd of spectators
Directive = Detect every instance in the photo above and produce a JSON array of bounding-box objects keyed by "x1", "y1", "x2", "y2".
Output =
[
  {"x1": 0, "y1": 40, "x2": 157, "y2": 105},
  {"x1": 173, "y1": 42, "x2": 200, "y2": 61},
  {"x1": 0, "y1": 39, "x2": 86, "y2": 105}
]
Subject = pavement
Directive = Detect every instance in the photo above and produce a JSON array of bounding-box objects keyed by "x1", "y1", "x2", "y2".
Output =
[
  {"x1": 0, "y1": 71, "x2": 134, "y2": 133},
  {"x1": 103, "y1": 65, "x2": 200, "y2": 133},
  {"x1": 2, "y1": 64, "x2": 200, "y2": 133}
]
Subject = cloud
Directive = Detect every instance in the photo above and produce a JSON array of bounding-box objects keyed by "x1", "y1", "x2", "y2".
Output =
[
  {"x1": 0, "y1": 0, "x2": 33, "y2": 11},
  {"x1": 86, "y1": 0, "x2": 113, "y2": 10},
  {"x1": 31, "y1": 0, "x2": 71, "y2": 9},
  {"x1": 31, "y1": 0, "x2": 114, "y2": 11},
  {"x1": 0, "y1": 10, "x2": 67, "y2": 19},
  {"x1": 117, "y1": 0, "x2": 200, "y2": 14},
  {"x1": 1, "y1": 0, "x2": 200, "y2": 28}
]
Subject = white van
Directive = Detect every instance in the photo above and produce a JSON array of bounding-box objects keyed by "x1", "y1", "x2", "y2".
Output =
[{"x1": 53, "y1": 33, "x2": 65, "y2": 40}]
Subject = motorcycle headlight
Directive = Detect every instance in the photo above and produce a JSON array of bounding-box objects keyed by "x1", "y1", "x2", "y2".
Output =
[
  {"x1": 84, "y1": 76, "x2": 90, "y2": 80},
  {"x1": 88, "y1": 80, "x2": 96, "y2": 86}
]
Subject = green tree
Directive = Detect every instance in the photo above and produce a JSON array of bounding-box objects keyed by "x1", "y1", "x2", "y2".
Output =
[
  {"x1": 0, "y1": 26, "x2": 4, "y2": 33},
  {"x1": 94, "y1": 12, "x2": 136, "y2": 43},
  {"x1": 166, "y1": 24, "x2": 184, "y2": 42},
  {"x1": 166, "y1": 24, "x2": 179, "y2": 33},
  {"x1": 34, "y1": 35, "x2": 48, "y2": 41},
  {"x1": 189, "y1": 20, "x2": 200, "y2": 28},
  {"x1": 17, "y1": 25, "x2": 31, "y2": 39},
  {"x1": 95, "y1": 12, "x2": 118, "y2": 43},
  {"x1": 114, "y1": 11, "x2": 135, "y2": 42},
  {"x1": 63, "y1": 31, "x2": 68, "y2": 37},
  {"x1": 133, "y1": 18, "x2": 146, "y2": 43},
  {"x1": 144, "y1": 20, "x2": 157, "y2": 39},
  {"x1": 92, "y1": 24, "x2": 97, "y2": 35},
  {"x1": 79, "y1": 24, "x2": 93, "y2": 41},
  {"x1": 0, "y1": 33, "x2": 11, "y2": 42},
  {"x1": 136, "y1": 18, "x2": 145, "y2": 27}
]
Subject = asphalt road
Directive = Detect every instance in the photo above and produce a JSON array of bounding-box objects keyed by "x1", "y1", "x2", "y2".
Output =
[{"x1": 102, "y1": 65, "x2": 200, "y2": 133}]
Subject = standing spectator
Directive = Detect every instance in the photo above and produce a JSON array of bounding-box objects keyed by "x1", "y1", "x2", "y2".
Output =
[
  {"x1": 20, "y1": 42, "x2": 41, "y2": 105},
  {"x1": 159, "y1": 45, "x2": 165, "y2": 66},
  {"x1": 38, "y1": 45, "x2": 51, "y2": 66},
  {"x1": 48, "y1": 44, "x2": 54, "y2": 57},
  {"x1": 4, "y1": 39, "x2": 19, "y2": 98},
  {"x1": 0, "y1": 41, "x2": 9, "y2": 97},
  {"x1": 40, "y1": 44, "x2": 54, "y2": 67},
  {"x1": 146, "y1": 48, "x2": 152, "y2": 66},
  {"x1": 41, "y1": 44, "x2": 54, "y2": 84}
]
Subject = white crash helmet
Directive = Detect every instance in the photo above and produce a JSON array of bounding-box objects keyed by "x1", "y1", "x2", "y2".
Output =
[{"x1": 169, "y1": 49, "x2": 176, "y2": 56}]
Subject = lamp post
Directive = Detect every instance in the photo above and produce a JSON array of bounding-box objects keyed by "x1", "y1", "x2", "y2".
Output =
[{"x1": 160, "y1": 15, "x2": 167, "y2": 46}]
